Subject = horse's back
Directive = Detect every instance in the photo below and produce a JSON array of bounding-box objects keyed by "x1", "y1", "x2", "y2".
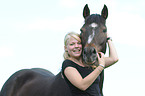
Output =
[
  {"x1": 0, "y1": 69, "x2": 42, "y2": 96},
  {"x1": 0, "y1": 68, "x2": 53, "y2": 96},
  {"x1": 0, "y1": 68, "x2": 71, "y2": 96},
  {"x1": 17, "y1": 72, "x2": 71, "y2": 96}
]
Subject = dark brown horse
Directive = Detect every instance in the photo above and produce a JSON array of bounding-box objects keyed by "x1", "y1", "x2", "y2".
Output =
[
  {"x1": 80, "y1": 4, "x2": 108, "y2": 95},
  {"x1": 0, "y1": 68, "x2": 71, "y2": 96},
  {"x1": 0, "y1": 4, "x2": 108, "y2": 96}
]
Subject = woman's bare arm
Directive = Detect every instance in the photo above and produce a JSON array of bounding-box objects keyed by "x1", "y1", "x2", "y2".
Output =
[
  {"x1": 104, "y1": 39, "x2": 119, "y2": 68},
  {"x1": 64, "y1": 53, "x2": 105, "y2": 91}
]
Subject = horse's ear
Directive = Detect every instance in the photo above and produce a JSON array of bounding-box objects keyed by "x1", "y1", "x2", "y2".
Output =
[
  {"x1": 101, "y1": 4, "x2": 108, "y2": 19},
  {"x1": 83, "y1": 4, "x2": 90, "y2": 19}
]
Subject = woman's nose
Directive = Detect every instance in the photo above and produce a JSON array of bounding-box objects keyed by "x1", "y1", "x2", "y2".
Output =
[{"x1": 75, "y1": 43, "x2": 79, "y2": 47}]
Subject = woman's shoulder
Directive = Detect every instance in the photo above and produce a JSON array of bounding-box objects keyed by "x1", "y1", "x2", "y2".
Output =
[{"x1": 62, "y1": 59, "x2": 77, "y2": 74}]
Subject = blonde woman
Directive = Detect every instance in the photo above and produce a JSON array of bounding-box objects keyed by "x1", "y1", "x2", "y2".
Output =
[{"x1": 62, "y1": 32, "x2": 118, "y2": 96}]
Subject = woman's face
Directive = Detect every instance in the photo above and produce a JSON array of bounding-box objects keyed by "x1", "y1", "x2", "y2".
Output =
[{"x1": 65, "y1": 37, "x2": 82, "y2": 59}]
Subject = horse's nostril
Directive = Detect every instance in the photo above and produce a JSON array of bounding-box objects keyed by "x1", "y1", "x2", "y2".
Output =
[{"x1": 92, "y1": 48, "x2": 96, "y2": 54}]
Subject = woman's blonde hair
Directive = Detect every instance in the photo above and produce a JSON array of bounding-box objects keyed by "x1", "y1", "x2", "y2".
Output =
[{"x1": 63, "y1": 32, "x2": 81, "y2": 59}]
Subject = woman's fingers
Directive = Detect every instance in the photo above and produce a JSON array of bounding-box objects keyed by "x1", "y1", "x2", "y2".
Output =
[
  {"x1": 97, "y1": 52, "x2": 105, "y2": 66},
  {"x1": 97, "y1": 52, "x2": 104, "y2": 58}
]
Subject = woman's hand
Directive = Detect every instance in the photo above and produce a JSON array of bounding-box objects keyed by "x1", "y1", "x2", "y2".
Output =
[{"x1": 97, "y1": 52, "x2": 105, "y2": 67}]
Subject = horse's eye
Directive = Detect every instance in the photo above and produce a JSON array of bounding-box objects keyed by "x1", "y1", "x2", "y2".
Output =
[{"x1": 103, "y1": 29, "x2": 107, "y2": 33}]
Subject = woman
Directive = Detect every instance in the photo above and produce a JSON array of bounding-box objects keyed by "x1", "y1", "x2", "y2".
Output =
[{"x1": 62, "y1": 32, "x2": 118, "y2": 96}]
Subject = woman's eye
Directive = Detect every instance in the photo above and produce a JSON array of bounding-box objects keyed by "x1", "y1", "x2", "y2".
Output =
[{"x1": 70, "y1": 43, "x2": 74, "y2": 46}]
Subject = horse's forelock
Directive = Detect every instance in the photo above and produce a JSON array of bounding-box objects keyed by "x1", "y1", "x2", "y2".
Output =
[
  {"x1": 85, "y1": 14, "x2": 101, "y2": 24},
  {"x1": 85, "y1": 14, "x2": 105, "y2": 25}
]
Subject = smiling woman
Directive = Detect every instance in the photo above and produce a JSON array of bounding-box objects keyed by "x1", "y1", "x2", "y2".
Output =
[
  {"x1": 63, "y1": 32, "x2": 82, "y2": 60},
  {"x1": 62, "y1": 32, "x2": 107, "y2": 96},
  {"x1": 65, "y1": 37, "x2": 82, "y2": 59}
]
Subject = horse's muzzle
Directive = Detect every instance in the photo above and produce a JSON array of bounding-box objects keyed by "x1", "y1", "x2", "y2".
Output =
[{"x1": 83, "y1": 47, "x2": 98, "y2": 65}]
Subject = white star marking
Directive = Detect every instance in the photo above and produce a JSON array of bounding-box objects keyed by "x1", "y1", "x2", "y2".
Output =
[{"x1": 87, "y1": 23, "x2": 98, "y2": 44}]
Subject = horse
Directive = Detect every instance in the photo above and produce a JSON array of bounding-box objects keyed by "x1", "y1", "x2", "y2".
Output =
[
  {"x1": 80, "y1": 4, "x2": 108, "y2": 96},
  {"x1": 0, "y1": 68, "x2": 71, "y2": 96},
  {"x1": 0, "y1": 4, "x2": 108, "y2": 96}
]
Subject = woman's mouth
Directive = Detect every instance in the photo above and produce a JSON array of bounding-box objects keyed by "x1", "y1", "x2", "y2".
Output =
[{"x1": 73, "y1": 49, "x2": 81, "y2": 53}]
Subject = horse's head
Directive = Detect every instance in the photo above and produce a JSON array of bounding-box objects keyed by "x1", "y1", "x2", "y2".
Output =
[{"x1": 80, "y1": 4, "x2": 108, "y2": 66}]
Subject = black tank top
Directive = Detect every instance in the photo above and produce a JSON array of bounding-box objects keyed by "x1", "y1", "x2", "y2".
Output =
[{"x1": 62, "y1": 59, "x2": 101, "y2": 96}]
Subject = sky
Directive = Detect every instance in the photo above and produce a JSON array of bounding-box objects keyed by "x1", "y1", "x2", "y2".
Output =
[{"x1": 0, "y1": 0, "x2": 145, "y2": 96}]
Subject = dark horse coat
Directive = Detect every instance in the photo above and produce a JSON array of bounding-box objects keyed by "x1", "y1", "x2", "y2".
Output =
[{"x1": 0, "y1": 68, "x2": 71, "y2": 96}]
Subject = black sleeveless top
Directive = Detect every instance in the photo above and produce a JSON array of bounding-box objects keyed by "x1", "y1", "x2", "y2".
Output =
[{"x1": 62, "y1": 59, "x2": 101, "y2": 96}]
